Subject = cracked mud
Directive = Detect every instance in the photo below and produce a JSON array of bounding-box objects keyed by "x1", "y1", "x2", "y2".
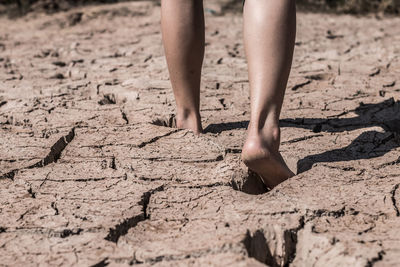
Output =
[{"x1": 1, "y1": 1, "x2": 400, "y2": 266}]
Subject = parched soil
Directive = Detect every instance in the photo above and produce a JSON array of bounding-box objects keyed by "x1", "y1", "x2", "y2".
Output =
[{"x1": 1, "y1": 1, "x2": 400, "y2": 266}]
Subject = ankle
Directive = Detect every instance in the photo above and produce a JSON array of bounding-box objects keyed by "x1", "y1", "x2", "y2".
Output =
[
  {"x1": 176, "y1": 108, "x2": 200, "y2": 126},
  {"x1": 176, "y1": 108, "x2": 199, "y2": 120},
  {"x1": 246, "y1": 121, "x2": 281, "y2": 151},
  {"x1": 248, "y1": 120, "x2": 280, "y2": 140},
  {"x1": 175, "y1": 108, "x2": 202, "y2": 133}
]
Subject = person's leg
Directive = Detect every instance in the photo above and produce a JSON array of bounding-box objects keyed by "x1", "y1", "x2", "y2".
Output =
[
  {"x1": 161, "y1": 0, "x2": 204, "y2": 134},
  {"x1": 241, "y1": 0, "x2": 296, "y2": 188}
]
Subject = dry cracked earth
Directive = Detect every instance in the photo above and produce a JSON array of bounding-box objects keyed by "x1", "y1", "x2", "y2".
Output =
[{"x1": 1, "y1": 1, "x2": 400, "y2": 266}]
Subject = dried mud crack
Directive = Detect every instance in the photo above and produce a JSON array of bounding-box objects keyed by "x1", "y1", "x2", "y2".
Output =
[
  {"x1": 366, "y1": 251, "x2": 386, "y2": 267},
  {"x1": 105, "y1": 185, "x2": 164, "y2": 243},
  {"x1": 390, "y1": 184, "x2": 400, "y2": 217},
  {"x1": 1, "y1": 127, "x2": 75, "y2": 180},
  {"x1": 242, "y1": 208, "x2": 353, "y2": 267},
  {"x1": 243, "y1": 228, "x2": 296, "y2": 267},
  {"x1": 137, "y1": 128, "x2": 181, "y2": 148}
]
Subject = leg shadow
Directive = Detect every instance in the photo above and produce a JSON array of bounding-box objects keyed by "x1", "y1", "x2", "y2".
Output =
[
  {"x1": 204, "y1": 120, "x2": 249, "y2": 134},
  {"x1": 297, "y1": 130, "x2": 399, "y2": 173},
  {"x1": 204, "y1": 98, "x2": 400, "y2": 174}
]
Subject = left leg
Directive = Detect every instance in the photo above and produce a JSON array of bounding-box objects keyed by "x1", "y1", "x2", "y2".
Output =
[{"x1": 160, "y1": 0, "x2": 205, "y2": 134}]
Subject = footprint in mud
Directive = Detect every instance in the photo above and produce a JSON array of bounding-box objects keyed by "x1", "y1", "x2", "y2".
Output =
[
  {"x1": 98, "y1": 93, "x2": 116, "y2": 105},
  {"x1": 230, "y1": 168, "x2": 269, "y2": 195},
  {"x1": 152, "y1": 114, "x2": 177, "y2": 128}
]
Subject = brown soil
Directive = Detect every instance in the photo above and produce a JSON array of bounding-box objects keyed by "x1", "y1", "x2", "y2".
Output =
[{"x1": 1, "y1": 1, "x2": 400, "y2": 266}]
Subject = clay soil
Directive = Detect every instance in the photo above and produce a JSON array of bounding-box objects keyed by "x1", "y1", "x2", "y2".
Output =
[{"x1": 1, "y1": 1, "x2": 400, "y2": 266}]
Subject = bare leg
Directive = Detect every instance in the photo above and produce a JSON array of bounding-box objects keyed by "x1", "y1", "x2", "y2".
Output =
[
  {"x1": 241, "y1": 0, "x2": 296, "y2": 188},
  {"x1": 161, "y1": 0, "x2": 204, "y2": 134}
]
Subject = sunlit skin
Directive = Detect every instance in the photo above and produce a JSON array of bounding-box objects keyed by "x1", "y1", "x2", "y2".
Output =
[
  {"x1": 161, "y1": 0, "x2": 296, "y2": 188},
  {"x1": 161, "y1": 0, "x2": 204, "y2": 133}
]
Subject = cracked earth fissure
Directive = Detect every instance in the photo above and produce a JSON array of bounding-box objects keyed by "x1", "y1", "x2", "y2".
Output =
[
  {"x1": 0, "y1": 127, "x2": 75, "y2": 180},
  {"x1": 243, "y1": 223, "x2": 303, "y2": 267},
  {"x1": 243, "y1": 208, "x2": 358, "y2": 266},
  {"x1": 366, "y1": 250, "x2": 386, "y2": 267},
  {"x1": 391, "y1": 184, "x2": 400, "y2": 216},
  {"x1": 104, "y1": 185, "x2": 164, "y2": 243},
  {"x1": 137, "y1": 129, "x2": 181, "y2": 148}
]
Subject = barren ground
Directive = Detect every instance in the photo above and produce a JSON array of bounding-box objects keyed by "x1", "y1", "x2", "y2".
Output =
[{"x1": 1, "y1": 1, "x2": 400, "y2": 266}]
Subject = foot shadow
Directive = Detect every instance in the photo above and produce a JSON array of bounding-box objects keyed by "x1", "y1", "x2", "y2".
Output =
[
  {"x1": 284, "y1": 98, "x2": 400, "y2": 173},
  {"x1": 297, "y1": 130, "x2": 399, "y2": 173},
  {"x1": 280, "y1": 97, "x2": 400, "y2": 135},
  {"x1": 204, "y1": 98, "x2": 400, "y2": 173},
  {"x1": 204, "y1": 120, "x2": 249, "y2": 134}
]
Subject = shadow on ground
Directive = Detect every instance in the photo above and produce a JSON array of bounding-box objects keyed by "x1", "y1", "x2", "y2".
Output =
[{"x1": 205, "y1": 98, "x2": 400, "y2": 174}]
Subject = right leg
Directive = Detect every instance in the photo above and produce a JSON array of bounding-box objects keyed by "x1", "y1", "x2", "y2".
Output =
[
  {"x1": 241, "y1": 0, "x2": 296, "y2": 188},
  {"x1": 161, "y1": 0, "x2": 205, "y2": 134}
]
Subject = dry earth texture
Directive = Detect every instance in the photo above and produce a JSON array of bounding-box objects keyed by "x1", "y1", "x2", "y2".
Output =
[{"x1": 1, "y1": 1, "x2": 400, "y2": 266}]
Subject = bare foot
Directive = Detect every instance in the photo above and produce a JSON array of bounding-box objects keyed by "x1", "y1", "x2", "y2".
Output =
[
  {"x1": 176, "y1": 110, "x2": 203, "y2": 134},
  {"x1": 241, "y1": 134, "x2": 294, "y2": 189}
]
